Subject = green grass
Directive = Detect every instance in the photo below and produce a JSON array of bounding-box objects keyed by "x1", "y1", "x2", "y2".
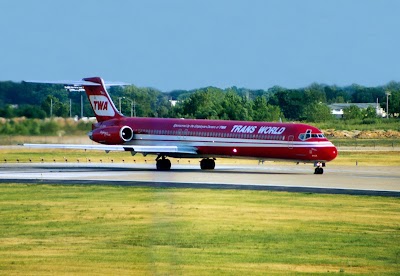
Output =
[
  {"x1": 314, "y1": 119, "x2": 400, "y2": 131},
  {"x1": 334, "y1": 151, "x2": 400, "y2": 166},
  {"x1": 331, "y1": 138, "x2": 400, "y2": 148},
  {"x1": 1, "y1": 148, "x2": 134, "y2": 164},
  {"x1": 0, "y1": 184, "x2": 399, "y2": 274}
]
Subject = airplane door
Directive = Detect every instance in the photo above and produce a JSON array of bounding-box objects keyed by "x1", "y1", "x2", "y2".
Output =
[{"x1": 288, "y1": 135, "x2": 294, "y2": 149}]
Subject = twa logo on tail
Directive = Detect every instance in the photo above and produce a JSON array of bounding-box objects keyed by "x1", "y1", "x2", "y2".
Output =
[{"x1": 89, "y1": 95, "x2": 115, "y2": 116}]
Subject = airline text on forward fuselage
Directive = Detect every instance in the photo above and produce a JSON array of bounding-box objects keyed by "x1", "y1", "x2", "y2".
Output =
[{"x1": 231, "y1": 125, "x2": 286, "y2": 135}]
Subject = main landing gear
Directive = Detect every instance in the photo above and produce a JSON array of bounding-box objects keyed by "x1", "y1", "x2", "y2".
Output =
[
  {"x1": 156, "y1": 155, "x2": 171, "y2": 171},
  {"x1": 155, "y1": 156, "x2": 216, "y2": 171},
  {"x1": 200, "y1": 158, "x2": 215, "y2": 170}
]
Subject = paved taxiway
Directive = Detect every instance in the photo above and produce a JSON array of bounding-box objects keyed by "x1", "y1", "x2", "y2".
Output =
[{"x1": 0, "y1": 163, "x2": 399, "y2": 196}]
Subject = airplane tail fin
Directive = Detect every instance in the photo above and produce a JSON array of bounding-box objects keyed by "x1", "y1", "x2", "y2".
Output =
[
  {"x1": 81, "y1": 77, "x2": 124, "y2": 122},
  {"x1": 25, "y1": 77, "x2": 129, "y2": 123}
]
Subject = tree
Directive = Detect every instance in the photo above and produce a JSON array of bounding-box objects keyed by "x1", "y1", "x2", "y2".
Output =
[
  {"x1": 387, "y1": 90, "x2": 400, "y2": 117},
  {"x1": 41, "y1": 96, "x2": 69, "y2": 117},
  {"x1": 351, "y1": 86, "x2": 385, "y2": 103},
  {"x1": 324, "y1": 85, "x2": 343, "y2": 103},
  {"x1": 252, "y1": 96, "x2": 282, "y2": 122},
  {"x1": 301, "y1": 103, "x2": 333, "y2": 122},
  {"x1": 0, "y1": 105, "x2": 15, "y2": 118},
  {"x1": 363, "y1": 106, "x2": 377, "y2": 118},
  {"x1": 304, "y1": 83, "x2": 327, "y2": 104},
  {"x1": 177, "y1": 87, "x2": 224, "y2": 119},
  {"x1": 382, "y1": 83, "x2": 400, "y2": 117},
  {"x1": 270, "y1": 90, "x2": 305, "y2": 120},
  {"x1": 220, "y1": 91, "x2": 251, "y2": 121},
  {"x1": 343, "y1": 105, "x2": 363, "y2": 120},
  {"x1": 118, "y1": 85, "x2": 169, "y2": 117},
  {"x1": 15, "y1": 104, "x2": 46, "y2": 119}
]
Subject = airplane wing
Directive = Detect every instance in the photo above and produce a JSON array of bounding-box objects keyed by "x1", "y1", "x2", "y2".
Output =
[{"x1": 23, "y1": 143, "x2": 198, "y2": 155}]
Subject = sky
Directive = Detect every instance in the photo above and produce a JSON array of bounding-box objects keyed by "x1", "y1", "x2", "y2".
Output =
[{"x1": 1, "y1": 0, "x2": 400, "y2": 91}]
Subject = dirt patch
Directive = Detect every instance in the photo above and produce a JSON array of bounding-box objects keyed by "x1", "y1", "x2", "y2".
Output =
[{"x1": 324, "y1": 129, "x2": 400, "y2": 139}]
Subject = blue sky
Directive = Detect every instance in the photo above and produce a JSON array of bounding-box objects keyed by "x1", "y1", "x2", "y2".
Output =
[{"x1": 1, "y1": 0, "x2": 399, "y2": 91}]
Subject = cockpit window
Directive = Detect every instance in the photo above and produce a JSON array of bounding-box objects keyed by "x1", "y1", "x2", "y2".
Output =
[
  {"x1": 298, "y1": 130, "x2": 325, "y2": 141},
  {"x1": 298, "y1": 130, "x2": 311, "y2": 141},
  {"x1": 311, "y1": 134, "x2": 325, "y2": 138}
]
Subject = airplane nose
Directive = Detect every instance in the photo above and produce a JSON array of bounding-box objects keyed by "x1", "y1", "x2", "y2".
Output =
[{"x1": 326, "y1": 146, "x2": 338, "y2": 161}]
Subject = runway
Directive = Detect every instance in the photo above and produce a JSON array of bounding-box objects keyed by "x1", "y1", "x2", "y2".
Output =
[{"x1": 0, "y1": 163, "x2": 399, "y2": 197}]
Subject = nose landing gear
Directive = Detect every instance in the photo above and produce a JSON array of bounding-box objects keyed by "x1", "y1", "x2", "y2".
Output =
[
  {"x1": 314, "y1": 162, "x2": 324, "y2": 174},
  {"x1": 314, "y1": 167, "x2": 324, "y2": 174}
]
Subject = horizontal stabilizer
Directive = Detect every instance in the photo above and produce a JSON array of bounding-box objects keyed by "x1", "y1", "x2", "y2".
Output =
[{"x1": 25, "y1": 80, "x2": 130, "y2": 87}]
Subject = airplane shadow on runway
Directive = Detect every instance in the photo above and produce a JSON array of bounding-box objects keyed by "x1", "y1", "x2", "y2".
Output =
[
  {"x1": 31, "y1": 165, "x2": 306, "y2": 175},
  {"x1": 0, "y1": 163, "x2": 309, "y2": 176}
]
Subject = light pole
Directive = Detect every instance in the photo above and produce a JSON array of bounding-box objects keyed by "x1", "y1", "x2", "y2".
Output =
[
  {"x1": 118, "y1": 97, "x2": 125, "y2": 114},
  {"x1": 50, "y1": 98, "x2": 53, "y2": 117},
  {"x1": 128, "y1": 99, "x2": 133, "y2": 117},
  {"x1": 133, "y1": 98, "x2": 136, "y2": 117},
  {"x1": 127, "y1": 99, "x2": 136, "y2": 117},
  {"x1": 80, "y1": 92, "x2": 83, "y2": 118},
  {"x1": 385, "y1": 91, "x2": 391, "y2": 119}
]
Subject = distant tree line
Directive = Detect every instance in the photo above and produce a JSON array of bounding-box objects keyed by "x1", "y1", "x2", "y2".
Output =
[{"x1": 0, "y1": 81, "x2": 399, "y2": 123}]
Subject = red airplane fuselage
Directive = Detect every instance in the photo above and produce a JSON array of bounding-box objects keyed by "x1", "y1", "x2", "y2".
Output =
[{"x1": 89, "y1": 116, "x2": 338, "y2": 163}]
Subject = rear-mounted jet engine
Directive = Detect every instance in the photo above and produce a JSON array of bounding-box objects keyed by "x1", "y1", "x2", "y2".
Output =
[{"x1": 89, "y1": 126, "x2": 133, "y2": 144}]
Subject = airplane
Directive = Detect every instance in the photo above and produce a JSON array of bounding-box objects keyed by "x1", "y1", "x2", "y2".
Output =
[{"x1": 25, "y1": 77, "x2": 337, "y2": 174}]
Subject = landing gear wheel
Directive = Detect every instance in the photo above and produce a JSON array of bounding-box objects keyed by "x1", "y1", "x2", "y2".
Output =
[
  {"x1": 156, "y1": 158, "x2": 171, "y2": 171},
  {"x1": 200, "y1": 158, "x2": 215, "y2": 170},
  {"x1": 314, "y1": 167, "x2": 324, "y2": 174}
]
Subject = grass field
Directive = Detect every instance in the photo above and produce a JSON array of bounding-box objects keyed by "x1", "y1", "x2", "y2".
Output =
[
  {"x1": 333, "y1": 151, "x2": 400, "y2": 166},
  {"x1": 331, "y1": 138, "x2": 400, "y2": 149},
  {"x1": 1, "y1": 137, "x2": 399, "y2": 274},
  {"x1": 0, "y1": 184, "x2": 399, "y2": 275}
]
